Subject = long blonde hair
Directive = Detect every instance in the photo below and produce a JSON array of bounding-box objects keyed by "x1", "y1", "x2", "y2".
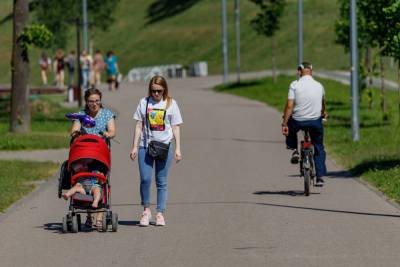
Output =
[{"x1": 148, "y1": 75, "x2": 172, "y2": 108}]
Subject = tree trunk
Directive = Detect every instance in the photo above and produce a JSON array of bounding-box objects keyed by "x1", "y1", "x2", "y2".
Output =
[
  {"x1": 271, "y1": 36, "x2": 277, "y2": 83},
  {"x1": 379, "y1": 56, "x2": 387, "y2": 117},
  {"x1": 366, "y1": 47, "x2": 372, "y2": 88},
  {"x1": 10, "y1": 0, "x2": 30, "y2": 133}
]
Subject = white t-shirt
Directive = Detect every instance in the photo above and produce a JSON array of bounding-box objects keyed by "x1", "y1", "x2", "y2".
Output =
[
  {"x1": 288, "y1": 75, "x2": 325, "y2": 121},
  {"x1": 133, "y1": 97, "x2": 183, "y2": 147}
]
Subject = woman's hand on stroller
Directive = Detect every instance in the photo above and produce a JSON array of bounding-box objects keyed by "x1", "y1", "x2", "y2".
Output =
[
  {"x1": 130, "y1": 147, "x2": 138, "y2": 161},
  {"x1": 100, "y1": 131, "x2": 111, "y2": 138}
]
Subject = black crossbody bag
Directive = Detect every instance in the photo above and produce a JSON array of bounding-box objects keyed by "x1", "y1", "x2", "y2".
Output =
[{"x1": 145, "y1": 97, "x2": 171, "y2": 160}]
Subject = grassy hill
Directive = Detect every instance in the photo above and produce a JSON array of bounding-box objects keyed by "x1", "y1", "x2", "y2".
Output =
[{"x1": 0, "y1": 0, "x2": 349, "y2": 85}]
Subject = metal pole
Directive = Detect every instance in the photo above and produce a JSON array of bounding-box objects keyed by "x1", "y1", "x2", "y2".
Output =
[
  {"x1": 350, "y1": 0, "x2": 359, "y2": 141},
  {"x1": 234, "y1": 0, "x2": 240, "y2": 83},
  {"x1": 76, "y1": 19, "x2": 82, "y2": 107},
  {"x1": 221, "y1": 0, "x2": 228, "y2": 84},
  {"x1": 298, "y1": 0, "x2": 303, "y2": 65},
  {"x1": 82, "y1": 0, "x2": 88, "y2": 52}
]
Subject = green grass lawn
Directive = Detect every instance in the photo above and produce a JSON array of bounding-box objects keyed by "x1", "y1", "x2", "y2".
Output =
[
  {"x1": 0, "y1": 160, "x2": 58, "y2": 212},
  {"x1": 215, "y1": 75, "x2": 400, "y2": 202},
  {"x1": 0, "y1": 94, "x2": 75, "y2": 150}
]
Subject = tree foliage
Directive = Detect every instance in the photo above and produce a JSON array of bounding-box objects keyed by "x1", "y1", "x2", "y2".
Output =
[
  {"x1": 249, "y1": 0, "x2": 286, "y2": 37},
  {"x1": 31, "y1": 0, "x2": 120, "y2": 49},
  {"x1": 18, "y1": 24, "x2": 53, "y2": 57}
]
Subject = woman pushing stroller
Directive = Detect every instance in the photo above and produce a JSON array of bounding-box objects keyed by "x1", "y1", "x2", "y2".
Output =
[
  {"x1": 70, "y1": 88, "x2": 116, "y2": 140},
  {"x1": 66, "y1": 88, "x2": 116, "y2": 230}
]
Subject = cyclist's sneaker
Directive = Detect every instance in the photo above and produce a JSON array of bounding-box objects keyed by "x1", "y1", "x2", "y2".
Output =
[
  {"x1": 316, "y1": 177, "x2": 325, "y2": 186},
  {"x1": 290, "y1": 150, "x2": 300, "y2": 164}
]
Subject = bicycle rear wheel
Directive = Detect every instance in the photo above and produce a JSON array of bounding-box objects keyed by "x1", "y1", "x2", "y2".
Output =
[{"x1": 304, "y1": 168, "x2": 310, "y2": 196}]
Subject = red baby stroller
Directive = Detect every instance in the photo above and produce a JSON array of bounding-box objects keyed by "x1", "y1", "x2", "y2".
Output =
[{"x1": 58, "y1": 134, "x2": 118, "y2": 233}]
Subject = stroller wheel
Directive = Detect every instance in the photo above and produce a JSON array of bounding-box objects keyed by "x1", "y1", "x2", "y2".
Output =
[
  {"x1": 77, "y1": 214, "x2": 82, "y2": 231},
  {"x1": 71, "y1": 215, "x2": 79, "y2": 233},
  {"x1": 111, "y1": 213, "x2": 118, "y2": 232},
  {"x1": 62, "y1": 216, "x2": 68, "y2": 233},
  {"x1": 101, "y1": 213, "x2": 108, "y2": 232}
]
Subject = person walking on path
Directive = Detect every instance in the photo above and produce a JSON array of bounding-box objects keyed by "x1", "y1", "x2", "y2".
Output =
[
  {"x1": 105, "y1": 50, "x2": 119, "y2": 91},
  {"x1": 130, "y1": 75, "x2": 183, "y2": 227},
  {"x1": 39, "y1": 52, "x2": 51, "y2": 85},
  {"x1": 66, "y1": 50, "x2": 76, "y2": 87},
  {"x1": 80, "y1": 50, "x2": 93, "y2": 90},
  {"x1": 93, "y1": 50, "x2": 105, "y2": 86},
  {"x1": 70, "y1": 88, "x2": 116, "y2": 228},
  {"x1": 54, "y1": 49, "x2": 66, "y2": 88},
  {"x1": 281, "y1": 62, "x2": 327, "y2": 185}
]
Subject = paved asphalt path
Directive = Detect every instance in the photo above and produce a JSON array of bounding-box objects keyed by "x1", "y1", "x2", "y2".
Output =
[{"x1": 1, "y1": 76, "x2": 400, "y2": 267}]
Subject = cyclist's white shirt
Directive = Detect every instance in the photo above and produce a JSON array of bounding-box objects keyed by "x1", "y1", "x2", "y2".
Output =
[{"x1": 288, "y1": 75, "x2": 325, "y2": 121}]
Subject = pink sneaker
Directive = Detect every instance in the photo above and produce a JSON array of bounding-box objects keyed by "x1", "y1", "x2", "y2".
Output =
[
  {"x1": 155, "y1": 213, "x2": 166, "y2": 226},
  {"x1": 139, "y1": 210, "x2": 151, "y2": 227}
]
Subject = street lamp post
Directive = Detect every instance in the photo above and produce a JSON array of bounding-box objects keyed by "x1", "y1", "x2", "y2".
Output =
[
  {"x1": 221, "y1": 0, "x2": 228, "y2": 84},
  {"x1": 350, "y1": 0, "x2": 360, "y2": 141},
  {"x1": 75, "y1": 18, "x2": 83, "y2": 107},
  {"x1": 298, "y1": 0, "x2": 303, "y2": 65},
  {"x1": 234, "y1": 0, "x2": 240, "y2": 84},
  {"x1": 82, "y1": 0, "x2": 88, "y2": 52}
]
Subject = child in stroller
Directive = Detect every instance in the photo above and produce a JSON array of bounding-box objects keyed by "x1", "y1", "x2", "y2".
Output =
[
  {"x1": 62, "y1": 158, "x2": 103, "y2": 209},
  {"x1": 59, "y1": 134, "x2": 118, "y2": 233}
]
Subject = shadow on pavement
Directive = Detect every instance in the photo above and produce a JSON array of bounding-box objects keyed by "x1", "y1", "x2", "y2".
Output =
[
  {"x1": 113, "y1": 201, "x2": 399, "y2": 218},
  {"x1": 118, "y1": 220, "x2": 140, "y2": 226},
  {"x1": 41, "y1": 222, "x2": 96, "y2": 233},
  {"x1": 256, "y1": 202, "x2": 400, "y2": 218},
  {"x1": 253, "y1": 190, "x2": 320, "y2": 196},
  {"x1": 325, "y1": 170, "x2": 352, "y2": 178},
  {"x1": 350, "y1": 159, "x2": 400, "y2": 177},
  {"x1": 145, "y1": 0, "x2": 201, "y2": 25}
]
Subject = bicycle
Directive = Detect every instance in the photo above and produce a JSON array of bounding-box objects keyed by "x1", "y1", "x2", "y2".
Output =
[{"x1": 299, "y1": 129, "x2": 316, "y2": 196}]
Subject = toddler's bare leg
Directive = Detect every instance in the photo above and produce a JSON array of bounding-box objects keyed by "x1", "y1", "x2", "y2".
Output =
[
  {"x1": 62, "y1": 183, "x2": 85, "y2": 200},
  {"x1": 91, "y1": 187, "x2": 101, "y2": 208}
]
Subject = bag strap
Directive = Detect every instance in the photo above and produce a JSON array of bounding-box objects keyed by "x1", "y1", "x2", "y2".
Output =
[{"x1": 144, "y1": 96, "x2": 172, "y2": 146}]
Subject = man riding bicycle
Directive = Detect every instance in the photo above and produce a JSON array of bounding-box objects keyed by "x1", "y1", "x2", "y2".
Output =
[{"x1": 281, "y1": 62, "x2": 327, "y2": 186}]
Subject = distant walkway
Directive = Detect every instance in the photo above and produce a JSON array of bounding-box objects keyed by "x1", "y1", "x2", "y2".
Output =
[{"x1": 0, "y1": 149, "x2": 68, "y2": 163}]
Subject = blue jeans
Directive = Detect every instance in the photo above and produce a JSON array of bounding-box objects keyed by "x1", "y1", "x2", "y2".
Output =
[
  {"x1": 82, "y1": 69, "x2": 90, "y2": 89},
  {"x1": 138, "y1": 145, "x2": 173, "y2": 213},
  {"x1": 286, "y1": 117, "x2": 327, "y2": 177}
]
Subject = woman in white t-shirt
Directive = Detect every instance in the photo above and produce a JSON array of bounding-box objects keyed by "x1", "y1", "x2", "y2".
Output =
[{"x1": 130, "y1": 75, "x2": 183, "y2": 226}]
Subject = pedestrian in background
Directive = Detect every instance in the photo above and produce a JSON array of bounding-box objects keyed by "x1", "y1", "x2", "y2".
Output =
[
  {"x1": 39, "y1": 52, "x2": 51, "y2": 85},
  {"x1": 54, "y1": 49, "x2": 65, "y2": 88},
  {"x1": 80, "y1": 50, "x2": 92, "y2": 90},
  {"x1": 105, "y1": 50, "x2": 119, "y2": 91},
  {"x1": 66, "y1": 50, "x2": 76, "y2": 87},
  {"x1": 93, "y1": 50, "x2": 105, "y2": 86},
  {"x1": 130, "y1": 75, "x2": 183, "y2": 227}
]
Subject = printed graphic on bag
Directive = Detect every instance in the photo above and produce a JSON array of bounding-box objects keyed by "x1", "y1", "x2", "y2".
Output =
[{"x1": 147, "y1": 108, "x2": 166, "y2": 131}]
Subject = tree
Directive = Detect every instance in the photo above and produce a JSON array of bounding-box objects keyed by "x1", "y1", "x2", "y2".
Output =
[
  {"x1": 10, "y1": 2, "x2": 53, "y2": 133},
  {"x1": 32, "y1": 0, "x2": 120, "y2": 49},
  {"x1": 10, "y1": 0, "x2": 30, "y2": 133},
  {"x1": 335, "y1": 0, "x2": 394, "y2": 120},
  {"x1": 334, "y1": 0, "x2": 369, "y2": 95},
  {"x1": 249, "y1": 0, "x2": 286, "y2": 83},
  {"x1": 359, "y1": 0, "x2": 394, "y2": 120},
  {"x1": 383, "y1": 2, "x2": 400, "y2": 123}
]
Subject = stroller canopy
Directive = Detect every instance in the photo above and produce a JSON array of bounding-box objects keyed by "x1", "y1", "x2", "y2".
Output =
[{"x1": 68, "y1": 134, "x2": 111, "y2": 171}]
